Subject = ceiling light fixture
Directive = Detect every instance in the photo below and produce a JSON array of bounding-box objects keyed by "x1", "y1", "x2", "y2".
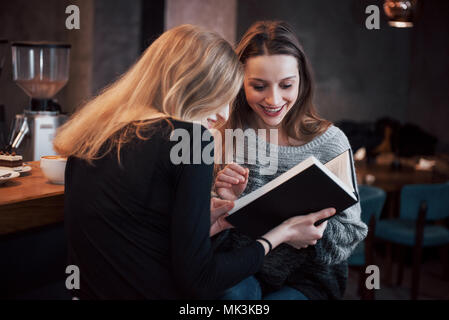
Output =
[{"x1": 383, "y1": 0, "x2": 418, "y2": 28}]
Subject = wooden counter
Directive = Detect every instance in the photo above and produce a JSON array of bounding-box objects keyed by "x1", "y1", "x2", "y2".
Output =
[
  {"x1": 1, "y1": 158, "x2": 447, "y2": 235},
  {"x1": 0, "y1": 161, "x2": 64, "y2": 236}
]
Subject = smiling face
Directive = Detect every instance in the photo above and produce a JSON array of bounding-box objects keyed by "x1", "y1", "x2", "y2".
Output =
[{"x1": 243, "y1": 54, "x2": 299, "y2": 129}]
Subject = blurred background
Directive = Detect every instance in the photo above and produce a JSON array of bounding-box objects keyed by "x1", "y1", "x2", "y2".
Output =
[
  {"x1": 0, "y1": 0, "x2": 448, "y2": 300},
  {"x1": 1, "y1": 0, "x2": 448, "y2": 152}
]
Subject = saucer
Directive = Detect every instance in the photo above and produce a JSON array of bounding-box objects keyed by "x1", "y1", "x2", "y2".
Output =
[
  {"x1": 0, "y1": 165, "x2": 32, "y2": 174},
  {"x1": 0, "y1": 169, "x2": 20, "y2": 185}
]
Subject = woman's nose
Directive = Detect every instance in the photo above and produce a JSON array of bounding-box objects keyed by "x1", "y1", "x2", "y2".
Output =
[
  {"x1": 217, "y1": 104, "x2": 230, "y2": 121},
  {"x1": 265, "y1": 88, "x2": 283, "y2": 106}
]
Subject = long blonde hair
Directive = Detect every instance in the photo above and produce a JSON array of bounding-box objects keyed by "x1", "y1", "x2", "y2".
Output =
[{"x1": 54, "y1": 24, "x2": 243, "y2": 161}]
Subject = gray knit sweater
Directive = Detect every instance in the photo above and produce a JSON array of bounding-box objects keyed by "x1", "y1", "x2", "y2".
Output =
[{"x1": 214, "y1": 125, "x2": 368, "y2": 299}]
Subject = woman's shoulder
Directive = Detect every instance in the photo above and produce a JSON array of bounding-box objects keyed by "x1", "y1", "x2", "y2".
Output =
[
  {"x1": 161, "y1": 118, "x2": 209, "y2": 136},
  {"x1": 300, "y1": 124, "x2": 351, "y2": 162},
  {"x1": 134, "y1": 117, "x2": 209, "y2": 140},
  {"x1": 326, "y1": 125, "x2": 351, "y2": 147},
  {"x1": 313, "y1": 125, "x2": 352, "y2": 160},
  {"x1": 155, "y1": 119, "x2": 214, "y2": 166},
  {"x1": 307, "y1": 124, "x2": 349, "y2": 148}
]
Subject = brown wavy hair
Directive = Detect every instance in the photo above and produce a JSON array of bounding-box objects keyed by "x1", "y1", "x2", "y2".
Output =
[{"x1": 218, "y1": 21, "x2": 331, "y2": 154}]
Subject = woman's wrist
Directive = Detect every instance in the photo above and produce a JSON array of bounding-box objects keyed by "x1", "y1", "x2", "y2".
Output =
[
  {"x1": 256, "y1": 239, "x2": 270, "y2": 255},
  {"x1": 256, "y1": 237, "x2": 272, "y2": 254},
  {"x1": 278, "y1": 218, "x2": 295, "y2": 242},
  {"x1": 259, "y1": 223, "x2": 290, "y2": 254}
]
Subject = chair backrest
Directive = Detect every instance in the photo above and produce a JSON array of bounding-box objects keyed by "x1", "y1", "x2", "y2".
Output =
[
  {"x1": 400, "y1": 183, "x2": 449, "y2": 221},
  {"x1": 358, "y1": 185, "x2": 387, "y2": 224}
]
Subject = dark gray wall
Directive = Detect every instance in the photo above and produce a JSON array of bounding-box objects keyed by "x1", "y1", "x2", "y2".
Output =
[
  {"x1": 0, "y1": 0, "x2": 142, "y2": 148},
  {"x1": 92, "y1": 0, "x2": 141, "y2": 95},
  {"x1": 406, "y1": 0, "x2": 449, "y2": 151},
  {"x1": 237, "y1": 0, "x2": 449, "y2": 148},
  {"x1": 1, "y1": 0, "x2": 448, "y2": 149}
]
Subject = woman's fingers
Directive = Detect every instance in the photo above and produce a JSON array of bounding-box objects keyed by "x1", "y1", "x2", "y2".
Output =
[
  {"x1": 315, "y1": 220, "x2": 328, "y2": 234},
  {"x1": 223, "y1": 167, "x2": 246, "y2": 183},
  {"x1": 216, "y1": 172, "x2": 240, "y2": 184},
  {"x1": 308, "y1": 208, "x2": 336, "y2": 224},
  {"x1": 211, "y1": 197, "x2": 233, "y2": 209},
  {"x1": 227, "y1": 163, "x2": 247, "y2": 176},
  {"x1": 285, "y1": 209, "x2": 334, "y2": 250},
  {"x1": 218, "y1": 215, "x2": 234, "y2": 229},
  {"x1": 216, "y1": 166, "x2": 246, "y2": 184},
  {"x1": 215, "y1": 164, "x2": 248, "y2": 187},
  {"x1": 214, "y1": 181, "x2": 232, "y2": 188},
  {"x1": 210, "y1": 214, "x2": 234, "y2": 237},
  {"x1": 211, "y1": 199, "x2": 234, "y2": 213},
  {"x1": 210, "y1": 198, "x2": 234, "y2": 222}
]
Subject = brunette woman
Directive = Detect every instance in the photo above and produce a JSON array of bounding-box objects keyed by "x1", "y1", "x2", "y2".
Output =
[{"x1": 214, "y1": 21, "x2": 368, "y2": 300}]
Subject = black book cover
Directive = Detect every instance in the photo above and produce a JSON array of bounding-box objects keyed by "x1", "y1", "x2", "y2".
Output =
[{"x1": 225, "y1": 158, "x2": 359, "y2": 239}]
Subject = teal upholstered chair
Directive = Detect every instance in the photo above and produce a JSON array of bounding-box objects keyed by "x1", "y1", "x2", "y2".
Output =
[
  {"x1": 375, "y1": 183, "x2": 449, "y2": 300},
  {"x1": 348, "y1": 185, "x2": 386, "y2": 299}
]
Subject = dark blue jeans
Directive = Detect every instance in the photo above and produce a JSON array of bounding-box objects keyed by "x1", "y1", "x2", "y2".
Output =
[{"x1": 220, "y1": 276, "x2": 308, "y2": 300}]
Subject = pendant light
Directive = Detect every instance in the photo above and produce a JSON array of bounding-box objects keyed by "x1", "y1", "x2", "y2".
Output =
[{"x1": 383, "y1": 0, "x2": 418, "y2": 28}]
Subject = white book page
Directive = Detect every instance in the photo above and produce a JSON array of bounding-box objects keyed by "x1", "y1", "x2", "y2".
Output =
[{"x1": 324, "y1": 150, "x2": 355, "y2": 193}]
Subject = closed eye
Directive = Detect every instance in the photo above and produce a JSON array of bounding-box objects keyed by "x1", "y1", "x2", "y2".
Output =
[{"x1": 253, "y1": 85, "x2": 265, "y2": 91}]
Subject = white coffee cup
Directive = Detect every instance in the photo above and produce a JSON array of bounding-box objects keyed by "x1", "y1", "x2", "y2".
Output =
[{"x1": 40, "y1": 156, "x2": 67, "y2": 185}]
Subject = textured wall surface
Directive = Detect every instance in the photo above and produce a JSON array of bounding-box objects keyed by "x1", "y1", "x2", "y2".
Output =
[
  {"x1": 406, "y1": 0, "x2": 449, "y2": 150},
  {"x1": 237, "y1": 0, "x2": 449, "y2": 146},
  {"x1": 65, "y1": 0, "x2": 94, "y2": 113},
  {"x1": 166, "y1": 0, "x2": 237, "y2": 44},
  {"x1": 92, "y1": 0, "x2": 141, "y2": 95},
  {"x1": 237, "y1": 0, "x2": 411, "y2": 123},
  {"x1": 1, "y1": 0, "x2": 447, "y2": 147},
  {"x1": 0, "y1": 0, "x2": 142, "y2": 136}
]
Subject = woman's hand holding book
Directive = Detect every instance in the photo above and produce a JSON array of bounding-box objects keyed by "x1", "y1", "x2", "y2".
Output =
[
  {"x1": 214, "y1": 164, "x2": 336, "y2": 252},
  {"x1": 258, "y1": 208, "x2": 336, "y2": 254},
  {"x1": 282, "y1": 208, "x2": 336, "y2": 249}
]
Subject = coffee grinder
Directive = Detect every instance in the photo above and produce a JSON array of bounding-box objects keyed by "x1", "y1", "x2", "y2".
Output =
[{"x1": 9, "y1": 42, "x2": 70, "y2": 161}]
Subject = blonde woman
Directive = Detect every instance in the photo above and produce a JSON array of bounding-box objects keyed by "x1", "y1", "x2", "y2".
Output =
[{"x1": 54, "y1": 25, "x2": 334, "y2": 300}]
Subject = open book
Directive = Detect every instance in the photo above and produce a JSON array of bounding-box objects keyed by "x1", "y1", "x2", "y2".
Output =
[{"x1": 225, "y1": 150, "x2": 359, "y2": 239}]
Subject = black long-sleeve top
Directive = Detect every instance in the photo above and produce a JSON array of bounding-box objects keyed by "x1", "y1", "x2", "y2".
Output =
[{"x1": 64, "y1": 119, "x2": 265, "y2": 299}]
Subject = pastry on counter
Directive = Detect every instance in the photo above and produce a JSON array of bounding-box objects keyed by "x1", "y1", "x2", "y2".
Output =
[{"x1": 0, "y1": 151, "x2": 23, "y2": 168}]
